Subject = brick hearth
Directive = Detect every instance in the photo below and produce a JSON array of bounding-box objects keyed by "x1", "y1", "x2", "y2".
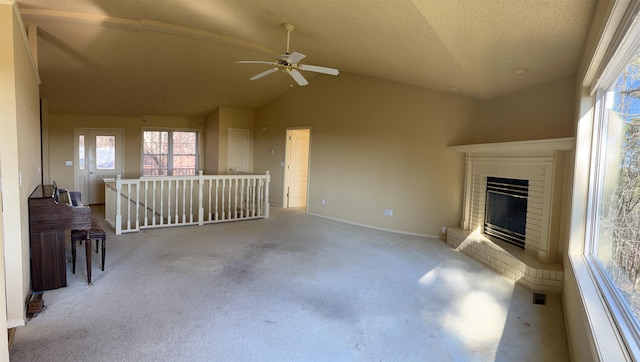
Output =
[{"x1": 447, "y1": 227, "x2": 563, "y2": 293}]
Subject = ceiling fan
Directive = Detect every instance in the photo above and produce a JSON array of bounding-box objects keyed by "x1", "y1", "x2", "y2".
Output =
[{"x1": 237, "y1": 23, "x2": 339, "y2": 86}]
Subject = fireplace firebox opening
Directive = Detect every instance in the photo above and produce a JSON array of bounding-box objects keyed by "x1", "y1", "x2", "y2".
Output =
[{"x1": 484, "y1": 177, "x2": 528, "y2": 248}]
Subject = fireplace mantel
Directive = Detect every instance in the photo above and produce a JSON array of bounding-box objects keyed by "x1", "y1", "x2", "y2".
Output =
[
  {"x1": 445, "y1": 138, "x2": 575, "y2": 293},
  {"x1": 450, "y1": 137, "x2": 574, "y2": 157}
]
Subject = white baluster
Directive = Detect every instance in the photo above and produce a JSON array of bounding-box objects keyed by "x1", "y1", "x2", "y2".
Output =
[
  {"x1": 160, "y1": 180, "x2": 165, "y2": 225},
  {"x1": 143, "y1": 180, "x2": 148, "y2": 227},
  {"x1": 227, "y1": 179, "x2": 232, "y2": 220},
  {"x1": 185, "y1": 179, "x2": 190, "y2": 223},
  {"x1": 135, "y1": 181, "x2": 140, "y2": 230},
  {"x1": 207, "y1": 177, "x2": 212, "y2": 223},
  {"x1": 233, "y1": 178, "x2": 238, "y2": 219},
  {"x1": 127, "y1": 182, "x2": 131, "y2": 230},
  {"x1": 152, "y1": 180, "x2": 157, "y2": 226},
  {"x1": 198, "y1": 171, "x2": 204, "y2": 225},
  {"x1": 167, "y1": 179, "x2": 172, "y2": 224},
  {"x1": 215, "y1": 179, "x2": 220, "y2": 220},
  {"x1": 264, "y1": 171, "x2": 270, "y2": 218},
  {"x1": 252, "y1": 177, "x2": 257, "y2": 217},
  {"x1": 115, "y1": 174, "x2": 122, "y2": 235}
]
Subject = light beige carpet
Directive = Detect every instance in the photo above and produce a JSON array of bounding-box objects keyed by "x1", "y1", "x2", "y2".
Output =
[{"x1": 10, "y1": 207, "x2": 569, "y2": 361}]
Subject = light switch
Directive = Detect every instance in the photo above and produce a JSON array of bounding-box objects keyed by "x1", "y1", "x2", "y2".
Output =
[{"x1": 66, "y1": 160, "x2": 73, "y2": 166}]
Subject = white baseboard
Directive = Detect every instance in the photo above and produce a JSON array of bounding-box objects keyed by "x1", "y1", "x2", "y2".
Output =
[
  {"x1": 7, "y1": 319, "x2": 25, "y2": 329},
  {"x1": 307, "y1": 212, "x2": 437, "y2": 239}
]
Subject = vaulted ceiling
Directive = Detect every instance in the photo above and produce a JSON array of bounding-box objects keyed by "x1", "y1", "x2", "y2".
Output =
[{"x1": 15, "y1": 0, "x2": 597, "y2": 117}]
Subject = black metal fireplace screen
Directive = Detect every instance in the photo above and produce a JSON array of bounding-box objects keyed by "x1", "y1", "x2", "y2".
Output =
[{"x1": 484, "y1": 177, "x2": 528, "y2": 248}]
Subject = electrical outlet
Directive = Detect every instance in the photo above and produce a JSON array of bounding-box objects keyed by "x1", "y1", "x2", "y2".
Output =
[
  {"x1": 321, "y1": 198, "x2": 325, "y2": 205},
  {"x1": 441, "y1": 226, "x2": 447, "y2": 234}
]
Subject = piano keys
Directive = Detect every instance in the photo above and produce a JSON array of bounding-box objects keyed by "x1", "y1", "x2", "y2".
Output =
[{"x1": 28, "y1": 184, "x2": 91, "y2": 291}]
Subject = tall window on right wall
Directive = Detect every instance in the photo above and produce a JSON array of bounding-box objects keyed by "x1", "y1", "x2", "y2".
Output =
[{"x1": 587, "y1": 22, "x2": 640, "y2": 357}]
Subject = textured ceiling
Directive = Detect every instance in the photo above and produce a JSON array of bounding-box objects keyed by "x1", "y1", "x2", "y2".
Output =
[{"x1": 15, "y1": 0, "x2": 597, "y2": 117}]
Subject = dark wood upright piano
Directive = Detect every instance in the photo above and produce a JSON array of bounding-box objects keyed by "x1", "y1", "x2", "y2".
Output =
[{"x1": 28, "y1": 184, "x2": 91, "y2": 291}]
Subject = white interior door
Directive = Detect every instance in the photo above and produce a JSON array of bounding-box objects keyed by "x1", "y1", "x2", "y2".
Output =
[
  {"x1": 75, "y1": 129, "x2": 124, "y2": 204},
  {"x1": 284, "y1": 128, "x2": 310, "y2": 208},
  {"x1": 227, "y1": 128, "x2": 250, "y2": 174}
]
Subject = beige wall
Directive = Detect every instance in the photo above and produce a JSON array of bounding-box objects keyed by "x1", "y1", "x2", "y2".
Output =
[
  {"x1": 0, "y1": 1, "x2": 42, "y2": 331},
  {"x1": 254, "y1": 73, "x2": 476, "y2": 236},
  {"x1": 204, "y1": 108, "x2": 220, "y2": 174},
  {"x1": 254, "y1": 72, "x2": 576, "y2": 237},
  {"x1": 47, "y1": 114, "x2": 204, "y2": 189},
  {"x1": 41, "y1": 99, "x2": 50, "y2": 183},
  {"x1": 473, "y1": 75, "x2": 577, "y2": 144}
]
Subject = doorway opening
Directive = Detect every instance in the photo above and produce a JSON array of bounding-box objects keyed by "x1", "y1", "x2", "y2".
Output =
[{"x1": 284, "y1": 128, "x2": 310, "y2": 209}]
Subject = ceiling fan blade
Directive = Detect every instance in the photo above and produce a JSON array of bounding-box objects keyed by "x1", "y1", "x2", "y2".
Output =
[
  {"x1": 289, "y1": 69, "x2": 309, "y2": 86},
  {"x1": 250, "y1": 68, "x2": 279, "y2": 80},
  {"x1": 287, "y1": 52, "x2": 306, "y2": 64},
  {"x1": 299, "y1": 64, "x2": 340, "y2": 76},
  {"x1": 237, "y1": 60, "x2": 279, "y2": 66}
]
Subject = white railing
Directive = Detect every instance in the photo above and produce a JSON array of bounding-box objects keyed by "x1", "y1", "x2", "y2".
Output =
[{"x1": 104, "y1": 171, "x2": 270, "y2": 235}]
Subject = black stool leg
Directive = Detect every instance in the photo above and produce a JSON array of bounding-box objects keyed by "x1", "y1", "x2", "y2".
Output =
[
  {"x1": 101, "y1": 236, "x2": 106, "y2": 271},
  {"x1": 85, "y1": 235, "x2": 92, "y2": 285},
  {"x1": 71, "y1": 237, "x2": 77, "y2": 274}
]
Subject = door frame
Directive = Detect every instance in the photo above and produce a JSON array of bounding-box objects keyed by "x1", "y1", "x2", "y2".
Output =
[{"x1": 283, "y1": 126, "x2": 311, "y2": 210}]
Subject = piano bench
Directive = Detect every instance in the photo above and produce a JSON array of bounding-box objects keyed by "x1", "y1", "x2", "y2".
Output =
[{"x1": 70, "y1": 222, "x2": 106, "y2": 284}]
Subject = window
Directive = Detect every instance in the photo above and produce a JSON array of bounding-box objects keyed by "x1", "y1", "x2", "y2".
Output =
[
  {"x1": 142, "y1": 130, "x2": 198, "y2": 176},
  {"x1": 585, "y1": 7, "x2": 640, "y2": 358},
  {"x1": 78, "y1": 135, "x2": 85, "y2": 170},
  {"x1": 96, "y1": 135, "x2": 115, "y2": 170}
]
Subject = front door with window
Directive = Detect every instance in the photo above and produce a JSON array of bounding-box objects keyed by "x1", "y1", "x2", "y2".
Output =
[{"x1": 75, "y1": 129, "x2": 124, "y2": 204}]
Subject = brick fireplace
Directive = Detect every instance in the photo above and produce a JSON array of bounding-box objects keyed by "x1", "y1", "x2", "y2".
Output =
[{"x1": 446, "y1": 138, "x2": 574, "y2": 293}]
